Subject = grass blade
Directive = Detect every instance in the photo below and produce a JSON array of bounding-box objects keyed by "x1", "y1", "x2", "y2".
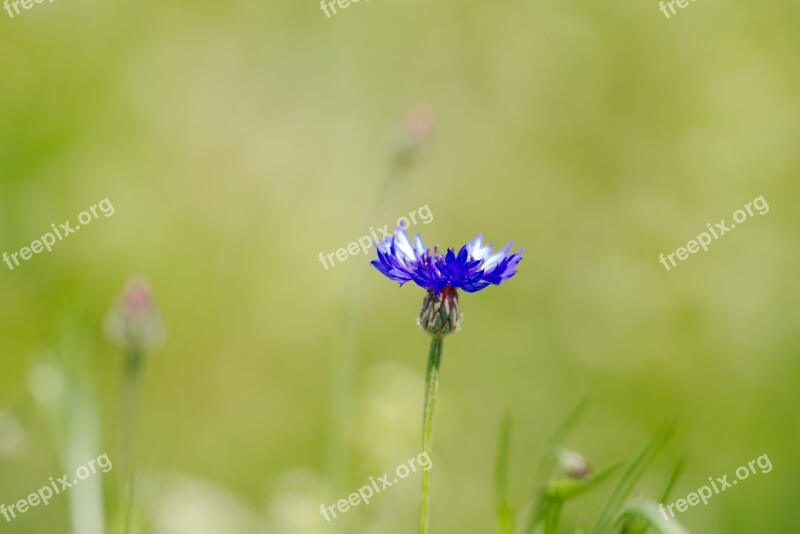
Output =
[
  {"x1": 658, "y1": 459, "x2": 684, "y2": 504},
  {"x1": 523, "y1": 400, "x2": 586, "y2": 534},
  {"x1": 592, "y1": 421, "x2": 676, "y2": 534},
  {"x1": 615, "y1": 499, "x2": 690, "y2": 534}
]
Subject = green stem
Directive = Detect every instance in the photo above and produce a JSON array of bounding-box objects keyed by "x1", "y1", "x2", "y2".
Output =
[
  {"x1": 494, "y1": 415, "x2": 513, "y2": 534},
  {"x1": 325, "y1": 163, "x2": 405, "y2": 524},
  {"x1": 544, "y1": 499, "x2": 563, "y2": 534},
  {"x1": 419, "y1": 336, "x2": 443, "y2": 534},
  {"x1": 119, "y1": 350, "x2": 143, "y2": 534}
]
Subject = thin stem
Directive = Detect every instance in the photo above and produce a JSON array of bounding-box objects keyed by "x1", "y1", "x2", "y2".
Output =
[
  {"x1": 494, "y1": 415, "x2": 513, "y2": 534},
  {"x1": 419, "y1": 336, "x2": 443, "y2": 534},
  {"x1": 325, "y1": 163, "x2": 405, "y2": 515},
  {"x1": 119, "y1": 351, "x2": 143, "y2": 534},
  {"x1": 544, "y1": 499, "x2": 563, "y2": 534}
]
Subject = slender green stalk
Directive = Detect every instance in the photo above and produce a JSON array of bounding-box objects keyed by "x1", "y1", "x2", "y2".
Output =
[
  {"x1": 119, "y1": 350, "x2": 143, "y2": 534},
  {"x1": 324, "y1": 114, "x2": 430, "y2": 531},
  {"x1": 495, "y1": 415, "x2": 514, "y2": 534},
  {"x1": 544, "y1": 499, "x2": 563, "y2": 534},
  {"x1": 325, "y1": 163, "x2": 404, "y2": 511},
  {"x1": 419, "y1": 336, "x2": 443, "y2": 534}
]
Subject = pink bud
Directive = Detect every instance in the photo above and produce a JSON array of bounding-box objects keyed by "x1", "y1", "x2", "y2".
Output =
[
  {"x1": 404, "y1": 106, "x2": 434, "y2": 141},
  {"x1": 106, "y1": 276, "x2": 164, "y2": 355},
  {"x1": 393, "y1": 105, "x2": 434, "y2": 166}
]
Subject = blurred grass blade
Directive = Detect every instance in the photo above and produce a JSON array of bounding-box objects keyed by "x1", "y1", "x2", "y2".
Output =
[
  {"x1": 592, "y1": 421, "x2": 676, "y2": 534},
  {"x1": 523, "y1": 400, "x2": 586, "y2": 534},
  {"x1": 530, "y1": 462, "x2": 621, "y2": 531},
  {"x1": 621, "y1": 457, "x2": 685, "y2": 534},
  {"x1": 618, "y1": 458, "x2": 685, "y2": 534},
  {"x1": 553, "y1": 463, "x2": 622, "y2": 501},
  {"x1": 659, "y1": 459, "x2": 684, "y2": 504},
  {"x1": 544, "y1": 498, "x2": 563, "y2": 534},
  {"x1": 494, "y1": 414, "x2": 514, "y2": 534},
  {"x1": 548, "y1": 400, "x2": 586, "y2": 458},
  {"x1": 615, "y1": 499, "x2": 690, "y2": 534}
]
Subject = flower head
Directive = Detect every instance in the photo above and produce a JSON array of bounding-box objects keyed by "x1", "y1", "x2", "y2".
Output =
[
  {"x1": 372, "y1": 226, "x2": 522, "y2": 337},
  {"x1": 371, "y1": 226, "x2": 523, "y2": 295}
]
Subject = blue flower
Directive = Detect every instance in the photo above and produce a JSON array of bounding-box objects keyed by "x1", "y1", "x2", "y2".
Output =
[{"x1": 371, "y1": 226, "x2": 523, "y2": 294}]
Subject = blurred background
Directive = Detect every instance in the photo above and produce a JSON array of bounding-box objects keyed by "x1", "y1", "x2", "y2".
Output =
[{"x1": 0, "y1": 0, "x2": 798, "y2": 532}]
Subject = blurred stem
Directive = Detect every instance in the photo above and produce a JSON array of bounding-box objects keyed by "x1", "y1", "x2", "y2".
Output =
[
  {"x1": 66, "y1": 385, "x2": 105, "y2": 534},
  {"x1": 119, "y1": 350, "x2": 143, "y2": 534},
  {"x1": 544, "y1": 499, "x2": 563, "y2": 534},
  {"x1": 325, "y1": 160, "x2": 406, "y2": 516},
  {"x1": 495, "y1": 415, "x2": 514, "y2": 534},
  {"x1": 419, "y1": 336, "x2": 443, "y2": 534}
]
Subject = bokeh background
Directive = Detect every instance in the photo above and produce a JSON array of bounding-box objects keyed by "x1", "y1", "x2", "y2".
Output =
[{"x1": 1, "y1": 0, "x2": 799, "y2": 532}]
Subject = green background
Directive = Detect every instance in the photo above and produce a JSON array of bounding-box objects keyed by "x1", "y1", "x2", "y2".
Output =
[{"x1": 0, "y1": 0, "x2": 798, "y2": 532}]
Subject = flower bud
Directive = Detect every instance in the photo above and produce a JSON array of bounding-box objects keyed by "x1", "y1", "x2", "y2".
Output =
[
  {"x1": 392, "y1": 106, "x2": 433, "y2": 168},
  {"x1": 556, "y1": 447, "x2": 590, "y2": 480},
  {"x1": 105, "y1": 277, "x2": 164, "y2": 357},
  {"x1": 418, "y1": 286, "x2": 462, "y2": 338}
]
